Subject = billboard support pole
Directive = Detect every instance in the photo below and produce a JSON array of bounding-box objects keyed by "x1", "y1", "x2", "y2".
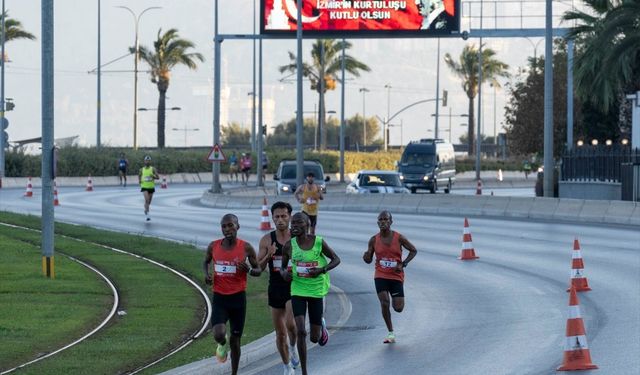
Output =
[{"x1": 296, "y1": 0, "x2": 304, "y2": 188}]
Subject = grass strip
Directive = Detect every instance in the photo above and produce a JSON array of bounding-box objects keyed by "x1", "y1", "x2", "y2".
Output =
[
  {"x1": 0, "y1": 233, "x2": 111, "y2": 370},
  {"x1": 0, "y1": 211, "x2": 272, "y2": 374}
]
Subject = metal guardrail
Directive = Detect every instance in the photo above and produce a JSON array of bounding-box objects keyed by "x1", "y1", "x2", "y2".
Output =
[
  {"x1": 561, "y1": 147, "x2": 640, "y2": 183},
  {"x1": 621, "y1": 163, "x2": 640, "y2": 202}
]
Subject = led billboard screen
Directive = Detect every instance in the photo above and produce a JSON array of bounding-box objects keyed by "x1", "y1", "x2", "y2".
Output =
[{"x1": 261, "y1": 0, "x2": 460, "y2": 36}]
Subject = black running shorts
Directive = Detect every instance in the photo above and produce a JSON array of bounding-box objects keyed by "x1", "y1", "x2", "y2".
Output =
[
  {"x1": 268, "y1": 283, "x2": 291, "y2": 309},
  {"x1": 212, "y1": 291, "x2": 247, "y2": 336},
  {"x1": 374, "y1": 278, "x2": 404, "y2": 298},
  {"x1": 140, "y1": 187, "x2": 155, "y2": 194},
  {"x1": 291, "y1": 295, "x2": 323, "y2": 326}
]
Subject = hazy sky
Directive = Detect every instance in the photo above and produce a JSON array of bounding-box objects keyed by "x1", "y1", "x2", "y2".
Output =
[{"x1": 4, "y1": 0, "x2": 579, "y2": 149}]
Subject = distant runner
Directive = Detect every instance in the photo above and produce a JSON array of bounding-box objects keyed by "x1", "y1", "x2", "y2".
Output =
[
  {"x1": 281, "y1": 212, "x2": 341, "y2": 375},
  {"x1": 203, "y1": 214, "x2": 262, "y2": 375},
  {"x1": 362, "y1": 210, "x2": 417, "y2": 344},
  {"x1": 138, "y1": 155, "x2": 159, "y2": 221},
  {"x1": 117, "y1": 152, "x2": 129, "y2": 187},
  {"x1": 294, "y1": 173, "x2": 323, "y2": 235},
  {"x1": 256, "y1": 201, "x2": 299, "y2": 375}
]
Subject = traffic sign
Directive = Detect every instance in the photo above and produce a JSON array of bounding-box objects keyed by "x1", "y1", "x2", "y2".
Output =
[
  {"x1": 206, "y1": 143, "x2": 226, "y2": 162},
  {"x1": 1, "y1": 117, "x2": 7, "y2": 130}
]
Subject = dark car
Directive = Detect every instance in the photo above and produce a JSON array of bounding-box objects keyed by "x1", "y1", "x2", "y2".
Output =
[
  {"x1": 273, "y1": 160, "x2": 329, "y2": 195},
  {"x1": 397, "y1": 139, "x2": 456, "y2": 194}
]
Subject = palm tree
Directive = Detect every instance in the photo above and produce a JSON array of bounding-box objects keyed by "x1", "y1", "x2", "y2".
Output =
[
  {"x1": 445, "y1": 44, "x2": 510, "y2": 155},
  {"x1": 136, "y1": 28, "x2": 203, "y2": 148},
  {"x1": 3, "y1": 11, "x2": 36, "y2": 43},
  {"x1": 563, "y1": 0, "x2": 640, "y2": 112},
  {"x1": 1, "y1": 12, "x2": 36, "y2": 64},
  {"x1": 279, "y1": 39, "x2": 370, "y2": 150}
]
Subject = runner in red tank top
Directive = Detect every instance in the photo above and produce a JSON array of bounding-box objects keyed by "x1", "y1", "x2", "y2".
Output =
[
  {"x1": 203, "y1": 214, "x2": 261, "y2": 375},
  {"x1": 363, "y1": 210, "x2": 417, "y2": 344}
]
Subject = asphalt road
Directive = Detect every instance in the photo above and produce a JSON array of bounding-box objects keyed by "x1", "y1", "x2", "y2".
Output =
[{"x1": 0, "y1": 184, "x2": 638, "y2": 375}]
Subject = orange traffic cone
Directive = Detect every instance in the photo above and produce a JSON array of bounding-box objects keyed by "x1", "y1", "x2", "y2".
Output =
[
  {"x1": 24, "y1": 177, "x2": 33, "y2": 197},
  {"x1": 53, "y1": 180, "x2": 60, "y2": 206},
  {"x1": 259, "y1": 197, "x2": 272, "y2": 231},
  {"x1": 557, "y1": 286, "x2": 598, "y2": 371},
  {"x1": 475, "y1": 179, "x2": 482, "y2": 195},
  {"x1": 458, "y1": 218, "x2": 479, "y2": 260},
  {"x1": 160, "y1": 176, "x2": 168, "y2": 189},
  {"x1": 567, "y1": 238, "x2": 592, "y2": 292},
  {"x1": 85, "y1": 175, "x2": 94, "y2": 191}
]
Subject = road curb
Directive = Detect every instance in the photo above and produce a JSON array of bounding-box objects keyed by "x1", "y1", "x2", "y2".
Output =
[{"x1": 158, "y1": 284, "x2": 352, "y2": 375}]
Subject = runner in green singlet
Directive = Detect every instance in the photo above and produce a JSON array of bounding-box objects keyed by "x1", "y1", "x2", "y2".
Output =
[
  {"x1": 280, "y1": 212, "x2": 340, "y2": 375},
  {"x1": 138, "y1": 155, "x2": 159, "y2": 221}
]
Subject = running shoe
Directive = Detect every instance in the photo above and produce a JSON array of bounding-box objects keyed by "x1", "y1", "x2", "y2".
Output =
[
  {"x1": 215, "y1": 339, "x2": 229, "y2": 363},
  {"x1": 289, "y1": 345, "x2": 299, "y2": 368},
  {"x1": 318, "y1": 317, "x2": 329, "y2": 346},
  {"x1": 283, "y1": 363, "x2": 294, "y2": 375},
  {"x1": 383, "y1": 332, "x2": 396, "y2": 344}
]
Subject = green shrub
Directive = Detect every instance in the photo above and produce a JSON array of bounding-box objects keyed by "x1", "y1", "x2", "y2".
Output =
[{"x1": 3, "y1": 147, "x2": 534, "y2": 177}]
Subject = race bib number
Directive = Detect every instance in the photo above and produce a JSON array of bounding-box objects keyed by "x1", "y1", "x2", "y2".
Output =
[
  {"x1": 306, "y1": 197, "x2": 317, "y2": 205},
  {"x1": 272, "y1": 256, "x2": 292, "y2": 272},
  {"x1": 144, "y1": 176, "x2": 153, "y2": 182},
  {"x1": 379, "y1": 259, "x2": 397, "y2": 269},
  {"x1": 296, "y1": 261, "x2": 318, "y2": 278},
  {"x1": 214, "y1": 261, "x2": 237, "y2": 275}
]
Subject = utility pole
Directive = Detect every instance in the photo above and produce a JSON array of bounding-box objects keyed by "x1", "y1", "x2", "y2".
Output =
[
  {"x1": 97, "y1": 0, "x2": 101, "y2": 148},
  {"x1": 543, "y1": 0, "x2": 554, "y2": 197},
  {"x1": 0, "y1": 0, "x2": 6, "y2": 188},
  {"x1": 42, "y1": 0, "x2": 55, "y2": 278}
]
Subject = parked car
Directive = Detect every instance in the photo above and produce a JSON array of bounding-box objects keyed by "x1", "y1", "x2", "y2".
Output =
[
  {"x1": 397, "y1": 138, "x2": 455, "y2": 194},
  {"x1": 346, "y1": 170, "x2": 409, "y2": 194},
  {"x1": 273, "y1": 160, "x2": 329, "y2": 195}
]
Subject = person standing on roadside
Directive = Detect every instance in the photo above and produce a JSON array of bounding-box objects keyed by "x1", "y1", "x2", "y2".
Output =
[
  {"x1": 228, "y1": 151, "x2": 239, "y2": 183},
  {"x1": 117, "y1": 152, "x2": 129, "y2": 187},
  {"x1": 138, "y1": 155, "x2": 159, "y2": 221},
  {"x1": 256, "y1": 201, "x2": 299, "y2": 375},
  {"x1": 240, "y1": 152, "x2": 252, "y2": 185},
  {"x1": 294, "y1": 173, "x2": 323, "y2": 235},
  {"x1": 203, "y1": 214, "x2": 262, "y2": 375},
  {"x1": 261, "y1": 151, "x2": 269, "y2": 184},
  {"x1": 362, "y1": 210, "x2": 417, "y2": 344},
  {"x1": 280, "y1": 212, "x2": 341, "y2": 375}
]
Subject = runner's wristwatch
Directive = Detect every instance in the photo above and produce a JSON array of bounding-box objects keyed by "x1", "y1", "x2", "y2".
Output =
[{"x1": 402, "y1": 260, "x2": 408, "y2": 268}]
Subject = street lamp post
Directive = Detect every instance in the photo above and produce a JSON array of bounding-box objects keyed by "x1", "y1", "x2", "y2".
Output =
[
  {"x1": 359, "y1": 87, "x2": 369, "y2": 147},
  {"x1": 524, "y1": 37, "x2": 544, "y2": 73},
  {"x1": 138, "y1": 106, "x2": 180, "y2": 146},
  {"x1": 384, "y1": 84, "x2": 391, "y2": 151},
  {"x1": 490, "y1": 82, "x2": 497, "y2": 146},
  {"x1": 116, "y1": 5, "x2": 161, "y2": 150},
  {"x1": 172, "y1": 126, "x2": 199, "y2": 147},
  {"x1": 294, "y1": 108, "x2": 335, "y2": 150},
  {"x1": 388, "y1": 120, "x2": 403, "y2": 146},
  {"x1": 431, "y1": 110, "x2": 468, "y2": 143}
]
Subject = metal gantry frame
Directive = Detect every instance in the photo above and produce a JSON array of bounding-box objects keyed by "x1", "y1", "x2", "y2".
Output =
[{"x1": 211, "y1": 1, "x2": 571, "y2": 197}]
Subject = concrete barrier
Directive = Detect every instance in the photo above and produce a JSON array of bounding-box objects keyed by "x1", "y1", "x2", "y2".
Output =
[{"x1": 201, "y1": 190, "x2": 640, "y2": 227}]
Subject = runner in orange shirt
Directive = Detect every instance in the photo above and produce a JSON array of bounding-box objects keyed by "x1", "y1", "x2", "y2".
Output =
[
  {"x1": 203, "y1": 214, "x2": 261, "y2": 375},
  {"x1": 362, "y1": 210, "x2": 417, "y2": 344}
]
